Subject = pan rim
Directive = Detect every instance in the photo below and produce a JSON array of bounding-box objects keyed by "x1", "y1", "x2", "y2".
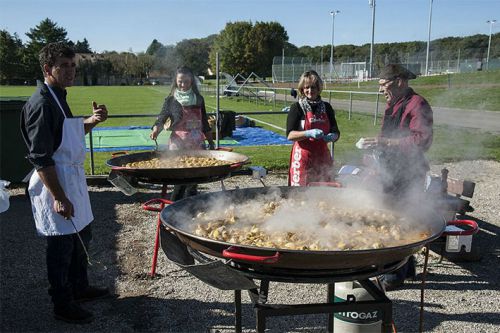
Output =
[
  {"x1": 161, "y1": 186, "x2": 446, "y2": 255},
  {"x1": 106, "y1": 150, "x2": 250, "y2": 169}
]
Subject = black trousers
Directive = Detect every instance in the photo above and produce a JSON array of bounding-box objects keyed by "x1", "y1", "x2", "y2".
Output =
[
  {"x1": 46, "y1": 224, "x2": 91, "y2": 306},
  {"x1": 171, "y1": 184, "x2": 198, "y2": 201},
  {"x1": 378, "y1": 151, "x2": 427, "y2": 199}
]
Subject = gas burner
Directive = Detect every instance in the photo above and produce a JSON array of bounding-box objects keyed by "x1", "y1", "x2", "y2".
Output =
[
  {"x1": 227, "y1": 259, "x2": 407, "y2": 283},
  {"x1": 160, "y1": 226, "x2": 398, "y2": 333}
]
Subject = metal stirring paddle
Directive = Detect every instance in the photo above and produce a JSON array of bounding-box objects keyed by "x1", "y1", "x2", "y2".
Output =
[{"x1": 69, "y1": 218, "x2": 107, "y2": 270}]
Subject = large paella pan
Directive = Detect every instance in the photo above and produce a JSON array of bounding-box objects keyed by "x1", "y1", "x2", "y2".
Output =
[
  {"x1": 106, "y1": 149, "x2": 249, "y2": 184},
  {"x1": 159, "y1": 186, "x2": 446, "y2": 271}
]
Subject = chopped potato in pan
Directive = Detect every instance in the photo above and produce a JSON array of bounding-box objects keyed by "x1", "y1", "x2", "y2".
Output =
[
  {"x1": 124, "y1": 156, "x2": 228, "y2": 169},
  {"x1": 192, "y1": 197, "x2": 431, "y2": 251}
]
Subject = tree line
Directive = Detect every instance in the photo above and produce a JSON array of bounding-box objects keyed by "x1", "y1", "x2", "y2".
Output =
[{"x1": 1, "y1": 18, "x2": 498, "y2": 85}]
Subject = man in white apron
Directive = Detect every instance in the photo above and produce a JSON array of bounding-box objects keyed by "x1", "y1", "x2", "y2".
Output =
[{"x1": 20, "y1": 42, "x2": 109, "y2": 324}]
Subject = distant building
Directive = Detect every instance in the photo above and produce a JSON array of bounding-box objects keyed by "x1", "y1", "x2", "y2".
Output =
[{"x1": 74, "y1": 53, "x2": 109, "y2": 86}]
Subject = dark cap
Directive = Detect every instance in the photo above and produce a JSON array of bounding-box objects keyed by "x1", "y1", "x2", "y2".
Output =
[{"x1": 379, "y1": 64, "x2": 416, "y2": 80}]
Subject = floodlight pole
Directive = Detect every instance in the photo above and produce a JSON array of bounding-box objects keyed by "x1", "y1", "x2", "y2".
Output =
[
  {"x1": 486, "y1": 20, "x2": 497, "y2": 70},
  {"x1": 215, "y1": 52, "x2": 220, "y2": 149},
  {"x1": 282, "y1": 48, "x2": 285, "y2": 82},
  {"x1": 320, "y1": 49, "x2": 324, "y2": 77},
  {"x1": 369, "y1": 0, "x2": 376, "y2": 78},
  {"x1": 425, "y1": 0, "x2": 433, "y2": 76},
  {"x1": 330, "y1": 10, "x2": 340, "y2": 82}
]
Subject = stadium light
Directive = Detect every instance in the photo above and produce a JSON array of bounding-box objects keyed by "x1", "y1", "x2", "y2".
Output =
[
  {"x1": 486, "y1": 20, "x2": 497, "y2": 70},
  {"x1": 368, "y1": 0, "x2": 376, "y2": 78},
  {"x1": 425, "y1": 0, "x2": 433, "y2": 76},
  {"x1": 330, "y1": 10, "x2": 340, "y2": 82}
]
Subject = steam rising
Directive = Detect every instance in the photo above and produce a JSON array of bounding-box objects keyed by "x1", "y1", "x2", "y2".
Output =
[{"x1": 170, "y1": 187, "x2": 441, "y2": 251}]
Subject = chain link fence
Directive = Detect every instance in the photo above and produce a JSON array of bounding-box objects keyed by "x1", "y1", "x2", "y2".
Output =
[
  {"x1": 271, "y1": 58, "x2": 364, "y2": 83},
  {"x1": 272, "y1": 49, "x2": 500, "y2": 83}
]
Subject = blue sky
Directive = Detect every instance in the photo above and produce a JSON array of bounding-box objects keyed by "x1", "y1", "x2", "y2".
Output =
[{"x1": 0, "y1": 0, "x2": 498, "y2": 53}]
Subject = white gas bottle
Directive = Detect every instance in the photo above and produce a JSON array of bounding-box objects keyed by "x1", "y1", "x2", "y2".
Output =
[{"x1": 334, "y1": 281, "x2": 382, "y2": 333}]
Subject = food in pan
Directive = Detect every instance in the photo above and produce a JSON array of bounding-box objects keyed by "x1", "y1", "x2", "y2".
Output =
[
  {"x1": 192, "y1": 196, "x2": 430, "y2": 251},
  {"x1": 123, "y1": 156, "x2": 228, "y2": 169}
]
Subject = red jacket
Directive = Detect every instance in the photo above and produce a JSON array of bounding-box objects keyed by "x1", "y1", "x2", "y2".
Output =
[
  {"x1": 380, "y1": 88, "x2": 433, "y2": 155},
  {"x1": 378, "y1": 88, "x2": 433, "y2": 194}
]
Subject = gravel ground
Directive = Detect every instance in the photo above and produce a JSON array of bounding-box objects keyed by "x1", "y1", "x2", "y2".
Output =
[{"x1": 1, "y1": 160, "x2": 499, "y2": 333}]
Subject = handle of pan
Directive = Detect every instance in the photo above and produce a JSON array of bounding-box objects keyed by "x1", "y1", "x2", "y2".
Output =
[
  {"x1": 222, "y1": 246, "x2": 280, "y2": 264},
  {"x1": 217, "y1": 147, "x2": 233, "y2": 152},
  {"x1": 442, "y1": 219, "x2": 479, "y2": 236},
  {"x1": 229, "y1": 161, "x2": 249, "y2": 169},
  {"x1": 111, "y1": 166, "x2": 132, "y2": 171},
  {"x1": 307, "y1": 181, "x2": 343, "y2": 188},
  {"x1": 142, "y1": 198, "x2": 173, "y2": 212}
]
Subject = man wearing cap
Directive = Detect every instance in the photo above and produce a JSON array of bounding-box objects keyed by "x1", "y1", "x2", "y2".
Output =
[
  {"x1": 364, "y1": 64, "x2": 433, "y2": 196},
  {"x1": 362, "y1": 64, "x2": 433, "y2": 290}
]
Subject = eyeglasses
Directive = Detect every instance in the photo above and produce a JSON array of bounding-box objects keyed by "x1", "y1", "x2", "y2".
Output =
[{"x1": 378, "y1": 79, "x2": 395, "y2": 88}]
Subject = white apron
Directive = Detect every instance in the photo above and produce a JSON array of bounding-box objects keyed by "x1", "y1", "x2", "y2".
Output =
[{"x1": 28, "y1": 84, "x2": 93, "y2": 236}]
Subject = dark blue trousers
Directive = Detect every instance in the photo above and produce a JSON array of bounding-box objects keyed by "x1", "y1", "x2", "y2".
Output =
[{"x1": 46, "y1": 224, "x2": 91, "y2": 306}]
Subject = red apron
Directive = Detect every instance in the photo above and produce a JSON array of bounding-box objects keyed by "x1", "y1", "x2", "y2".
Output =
[
  {"x1": 288, "y1": 108, "x2": 332, "y2": 186},
  {"x1": 169, "y1": 105, "x2": 205, "y2": 150}
]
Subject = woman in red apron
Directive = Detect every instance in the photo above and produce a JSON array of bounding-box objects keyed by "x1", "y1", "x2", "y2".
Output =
[
  {"x1": 150, "y1": 66, "x2": 215, "y2": 200},
  {"x1": 286, "y1": 70, "x2": 340, "y2": 186}
]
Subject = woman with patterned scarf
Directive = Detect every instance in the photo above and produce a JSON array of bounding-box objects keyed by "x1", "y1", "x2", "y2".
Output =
[
  {"x1": 150, "y1": 66, "x2": 215, "y2": 200},
  {"x1": 286, "y1": 70, "x2": 340, "y2": 186}
]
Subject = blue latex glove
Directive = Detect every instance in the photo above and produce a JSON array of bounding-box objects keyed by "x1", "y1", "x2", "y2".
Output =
[
  {"x1": 323, "y1": 132, "x2": 339, "y2": 142},
  {"x1": 304, "y1": 129, "x2": 324, "y2": 139}
]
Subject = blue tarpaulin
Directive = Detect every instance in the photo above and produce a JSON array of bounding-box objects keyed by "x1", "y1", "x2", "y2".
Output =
[
  {"x1": 230, "y1": 127, "x2": 291, "y2": 146},
  {"x1": 86, "y1": 126, "x2": 291, "y2": 152}
]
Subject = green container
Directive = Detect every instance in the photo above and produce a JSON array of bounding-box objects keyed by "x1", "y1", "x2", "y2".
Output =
[{"x1": 0, "y1": 96, "x2": 33, "y2": 183}]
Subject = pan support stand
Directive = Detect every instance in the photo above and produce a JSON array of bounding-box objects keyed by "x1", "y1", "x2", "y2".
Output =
[
  {"x1": 147, "y1": 184, "x2": 171, "y2": 277},
  {"x1": 233, "y1": 279, "x2": 392, "y2": 333},
  {"x1": 220, "y1": 177, "x2": 266, "y2": 192},
  {"x1": 222, "y1": 166, "x2": 268, "y2": 191}
]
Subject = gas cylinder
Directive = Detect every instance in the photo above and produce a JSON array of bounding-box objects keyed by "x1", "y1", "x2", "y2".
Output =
[{"x1": 333, "y1": 281, "x2": 382, "y2": 333}]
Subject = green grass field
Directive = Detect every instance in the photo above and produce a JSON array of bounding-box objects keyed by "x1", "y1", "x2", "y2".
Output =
[
  {"x1": 1, "y1": 71, "x2": 499, "y2": 175},
  {"x1": 325, "y1": 69, "x2": 500, "y2": 111}
]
